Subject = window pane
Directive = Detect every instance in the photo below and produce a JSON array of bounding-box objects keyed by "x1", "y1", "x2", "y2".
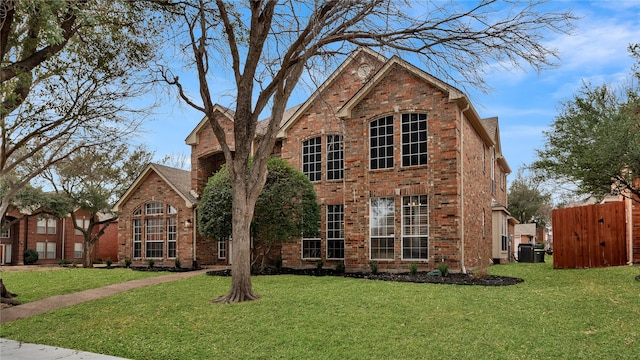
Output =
[
  {"x1": 302, "y1": 238, "x2": 321, "y2": 259},
  {"x1": 46, "y1": 242, "x2": 56, "y2": 259},
  {"x1": 327, "y1": 204, "x2": 344, "y2": 259},
  {"x1": 370, "y1": 116, "x2": 394, "y2": 170},
  {"x1": 401, "y1": 113, "x2": 428, "y2": 167},
  {"x1": 47, "y1": 218, "x2": 56, "y2": 234},
  {"x1": 145, "y1": 202, "x2": 164, "y2": 215},
  {"x1": 302, "y1": 137, "x2": 322, "y2": 182},
  {"x1": 327, "y1": 135, "x2": 344, "y2": 180},
  {"x1": 74, "y1": 243, "x2": 83, "y2": 258},
  {"x1": 402, "y1": 195, "x2": 428, "y2": 259},
  {"x1": 36, "y1": 242, "x2": 45, "y2": 258},
  {"x1": 167, "y1": 217, "x2": 177, "y2": 258},
  {"x1": 37, "y1": 218, "x2": 46, "y2": 234},
  {"x1": 370, "y1": 198, "x2": 395, "y2": 259}
]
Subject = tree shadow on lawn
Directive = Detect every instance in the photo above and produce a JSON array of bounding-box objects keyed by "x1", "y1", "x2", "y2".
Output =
[{"x1": 207, "y1": 267, "x2": 524, "y2": 286}]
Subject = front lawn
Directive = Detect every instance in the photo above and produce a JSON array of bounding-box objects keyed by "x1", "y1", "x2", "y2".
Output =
[
  {"x1": 1, "y1": 260, "x2": 639, "y2": 359},
  {"x1": 0, "y1": 267, "x2": 166, "y2": 303}
]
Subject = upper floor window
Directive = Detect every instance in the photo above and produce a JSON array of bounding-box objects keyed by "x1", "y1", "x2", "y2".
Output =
[
  {"x1": 146, "y1": 202, "x2": 164, "y2": 215},
  {"x1": 37, "y1": 217, "x2": 56, "y2": 234},
  {"x1": 327, "y1": 135, "x2": 344, "y2": 181},
  {"x1": 1, "y1": 221, "x2": 9, "y2": 238},
  {"x1": 75, "y1": 218, "x2": 90, "y2": 235},
  {"x1": 370, "y1": 116, "x2": 394, "y2": 170},
  {"x1": 302, "y1": 137, "x2": 322, "y2": 182},
  {"x1": 401, "y1": 113, "x2": 427, "y2": 167}
]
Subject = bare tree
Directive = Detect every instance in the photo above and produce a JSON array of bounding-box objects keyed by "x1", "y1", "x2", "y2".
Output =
[
  {"x1": 41, "y1": 144, "x2": 153, "y2": 268},
  {"x1": 161, "y1": 0, "x2": 575, "y2": 303},
  {"x1": 0, "y1": 0, "x2": 163, "y2": 219}
]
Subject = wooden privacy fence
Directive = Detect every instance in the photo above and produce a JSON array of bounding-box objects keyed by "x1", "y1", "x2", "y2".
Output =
[{"x1": 552, "y1": 202, "x2": 627, "y2": 269}]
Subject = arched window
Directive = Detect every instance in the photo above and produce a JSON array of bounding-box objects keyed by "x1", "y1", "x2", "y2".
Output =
[{"x1": 132, "y1": 202, "x2": 178, "y2": 259}]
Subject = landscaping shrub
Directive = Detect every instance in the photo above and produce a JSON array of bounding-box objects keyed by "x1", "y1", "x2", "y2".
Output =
[{"x1": 23, "y1": 249, "x2": 38, "y2": 265}]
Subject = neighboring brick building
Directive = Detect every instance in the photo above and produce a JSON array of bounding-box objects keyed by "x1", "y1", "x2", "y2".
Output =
[
  {"x1": 0, "y1": 208, "x2": 117, "y2": 266},
  {"x1": 115, "y1": 48, "x2": 513, "y2": 273}
]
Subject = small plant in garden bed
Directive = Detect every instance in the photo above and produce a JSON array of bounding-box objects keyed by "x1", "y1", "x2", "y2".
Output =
[
  {"x1": 438, "y1": 263, "x2": 449, "y2": 277},
  {"x1": 369, "y1": 261, "x2": 379, "y2": 274},
  {"x1": 409, "y1": 262, "x2": 419, "y2": 275}
]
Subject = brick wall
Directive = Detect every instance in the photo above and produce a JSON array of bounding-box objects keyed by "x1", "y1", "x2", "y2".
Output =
[
  {"x1": 95, "y1": 221, "x2": 118, "y2": 262},
  {"x1": 461, "y1": 114, "x2": 493, "y2": 271}
]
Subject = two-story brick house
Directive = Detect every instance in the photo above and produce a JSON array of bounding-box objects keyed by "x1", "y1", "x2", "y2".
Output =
[
  {"x1": 115, "y1": 48, "x2": 511, "y2": 273},
  {"x1": 1, "y1": 208, "x2": 118, "y2": 266}
]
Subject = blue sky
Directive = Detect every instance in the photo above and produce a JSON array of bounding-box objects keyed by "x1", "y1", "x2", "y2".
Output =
[{"x1": 141, "y1": 1, "x2": 640, "y2": 180}]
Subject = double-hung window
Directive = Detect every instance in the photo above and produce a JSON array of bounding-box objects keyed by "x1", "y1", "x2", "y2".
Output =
[
  {"x1": 75, "y1": 218, "x2": 90, "y2": 235},
  {"x1": 370, "y1": 197, "x2": 395, "y2": 260},
  {"x1": 36, "y1": 242, "x2": 56, "y2": 259},
  {"x1": 402, "y1": 195, "x2": 428, "y2": 260},
  {"x1": 37, "y1": 217, "x2": 57, "y2": 234}
]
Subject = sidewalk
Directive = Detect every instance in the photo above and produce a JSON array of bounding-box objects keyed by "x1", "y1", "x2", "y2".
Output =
[
  {"x1": 0, "y1": 268, "x2": 210, "y2": 359},
  {"x1": 0, "y1": 338, "x2": 128, "y2": 360}
]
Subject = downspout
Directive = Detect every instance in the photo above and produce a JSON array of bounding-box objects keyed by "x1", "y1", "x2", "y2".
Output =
[
  {"x1": 460, "y1": 102, "x2": 470, "y2": 274},
  {"x1": 192, "y1": 207, "x2": 197, "y2": 269},
  {"x1": 61, "y1": 216, "x2": 66, "y2": 261},
  {"x1": 627, "y1": 195, "x2": 633, "y2": 265}
]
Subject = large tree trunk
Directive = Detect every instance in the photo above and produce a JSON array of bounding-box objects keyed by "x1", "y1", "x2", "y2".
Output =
[
  {"x1": 0, "y1": 277, "x2": 20, "y2": 306},
  {"x1": 82, "y1": 240, "x2": 95, "y2": 268},
  {"x1": 213, "y1": 181, "x2": 261, "y2": 303}
]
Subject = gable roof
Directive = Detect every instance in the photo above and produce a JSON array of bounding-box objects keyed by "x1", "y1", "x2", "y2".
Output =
[
  {"x1": 481, "y1": 116, "x2": 511, "y2": 174},
  {"x1": 185, "y1": 104, "x2": 235, "y2": 146},
  {"x1": 336, "y1": 55, "x2": 465, "y2": 119},
  {"x1": 277, "y1": 47, "x2": 387, "y2": 137},
  {"x1": 335, "y1": 54, "x2": 494, "y2": 146},
  {"x1": 113, "y1": 163, "x2": 196, "y2": 212}
]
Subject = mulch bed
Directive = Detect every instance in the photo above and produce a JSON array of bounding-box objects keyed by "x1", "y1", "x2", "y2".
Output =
[{"x1": 207, "y1": 267, "x2": 524, "y2": 286}]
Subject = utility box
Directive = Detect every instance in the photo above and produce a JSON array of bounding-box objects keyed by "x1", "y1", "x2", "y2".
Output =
[{"x1": 518, "y1": 243, "x2": 534, "y2": 263}]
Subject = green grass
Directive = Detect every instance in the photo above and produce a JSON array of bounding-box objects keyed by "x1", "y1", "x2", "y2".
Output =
[
  {"x1": 1, "y1": 260, "x2": 639, "y2": 359},
  {"x1": 0, "y1": 268, "x2": 166, "y2": 303}
]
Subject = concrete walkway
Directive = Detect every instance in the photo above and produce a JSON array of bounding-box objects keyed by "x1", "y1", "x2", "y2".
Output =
[{"x1": 0, "y1": 269, "x2": 210, "y2": 359}]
